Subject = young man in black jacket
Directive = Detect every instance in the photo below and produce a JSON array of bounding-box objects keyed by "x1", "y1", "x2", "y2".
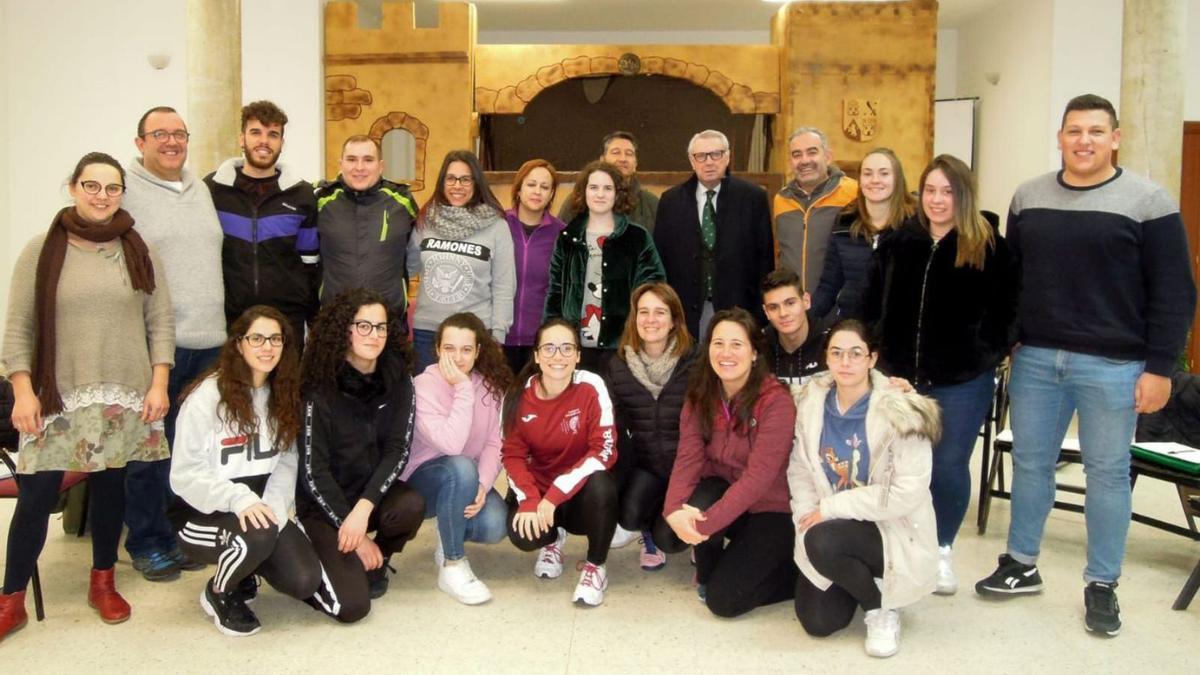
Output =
[{"x1": 653, "y1": 130, "x2": 774, "y2": 339}]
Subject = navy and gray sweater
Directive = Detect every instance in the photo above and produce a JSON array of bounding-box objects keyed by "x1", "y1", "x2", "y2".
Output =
[{"x1": 1007, "y1": 169, "x2": 1196, "y2": 376}]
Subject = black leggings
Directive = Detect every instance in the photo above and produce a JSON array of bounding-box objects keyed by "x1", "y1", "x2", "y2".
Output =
[
  {"x1": 3, "y1": 467, "x2": 126, "y2": 594},
  {"x1": 301, "y1": 481, "x2": 425, "y2": 623},
  {"x1": 687, "y1": 478, "x2": 799, "y2": 618},
  {"x1": 176, "y1": 512, "x2": 323, "y2": 600},
  {"x1": 506, "y1": 470, "x2": 617, "y2": 565},
  {"x1": 794, "y1": 519, "x2": 885, "y2": 637},
  {"x1": 616, "y1": 466, "x2": 678, "y2": 550}
]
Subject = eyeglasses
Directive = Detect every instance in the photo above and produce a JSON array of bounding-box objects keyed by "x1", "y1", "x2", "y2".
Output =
[
  {"x1": 78, "y1": 181, "x2": 125, "y2": 197},
  {"x1": 142, "y1": 129, "x2": 190, "y2": 143},
  {"x1": 444, "y1": 174, "x2": 474, "y2": 187},
  {"x1": 828, "y1": 347, "x2": 869, "y2": 364},
  {"x1": 242, "y1": 333, "x2": 284, "y2": 348},
  {"x1": 537, "y1": 343, "x2": 577, "y2": 358},
  {"x1": 351, "y1": 321, "x2": 389, "y2": 337},
  {"x1": 691, "y1": 149, "x2": 727, "y2": 163}
]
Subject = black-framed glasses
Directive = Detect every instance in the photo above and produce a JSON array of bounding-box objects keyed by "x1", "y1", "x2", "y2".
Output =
[
  {"x1": 690, "y1": 149, "x2": 727, "y2": 163},
  {"x1": 351, "y1": 321, "x2": 389, "y2": 337},
  {"x1": 242, "y1": 333, "x2": 284, "y2": 348},
  {"x1": 78, "y1": 180, "x2": 125, "y2": 197},
  {"x1": 444, "y1": 174, "x2": 474, "y2": 187},
  {"x1": 141, "y1": 129, "x2": 190, "y2": 143},
  {"x1": 537, "y1": 343, "x2": 577, "y2": 358}
]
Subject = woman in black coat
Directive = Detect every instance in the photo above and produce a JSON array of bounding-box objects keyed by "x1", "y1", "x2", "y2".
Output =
[{"x1": 605, "y1": 282, "x2": 699, "y2": 571}]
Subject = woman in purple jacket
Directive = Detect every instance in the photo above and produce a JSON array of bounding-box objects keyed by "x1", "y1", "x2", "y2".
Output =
[{"x1": 504, "y1": 159, "x2": 567, "y2": 373}]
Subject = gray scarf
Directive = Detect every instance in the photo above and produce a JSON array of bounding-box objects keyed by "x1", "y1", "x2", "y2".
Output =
[
  {"x1": 623, "y1": 339, "x2": 680, "y2": 399},
  {"x1": 426, "y1": 202, "x2": 499, "y2": 240}
]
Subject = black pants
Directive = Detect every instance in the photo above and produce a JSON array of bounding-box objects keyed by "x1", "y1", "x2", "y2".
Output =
[
  {"x1": 176, "y1": 512, "x2": 323, "y2": 600},
  {"x1": 615, "y1": 465, "x2": 677, "y2": 549},
  {"x1": 793, "y1": 519, "x2": 885, "y2": 637},
  {"x1": 579, "y1": 348, "x2": 615, "y2": 377},
  {"x1": 504, "y1": 345, "x2": 534, "y2": 375},
  {"x1": 3, "y1": 467, "x2": 126, "y2": 593},
  {"x1": 300, "y1": 481, "x2": 425, "y2": 623},
  {"x1": 688, "y1": 478, "x2": 799, "y2": 618},
  {"x1": 506, "y1": 470, "x2": 617, "y2": 565}
]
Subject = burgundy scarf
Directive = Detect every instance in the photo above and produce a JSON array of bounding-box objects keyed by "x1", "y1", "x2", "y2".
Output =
[{"x1": 32, "y1": 207, "x2": 156, "y2": 414}]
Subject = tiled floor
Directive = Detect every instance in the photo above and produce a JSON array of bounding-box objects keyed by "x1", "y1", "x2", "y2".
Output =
[{"x1": 1, "y1": 460, "x2": 1196, "y2": 672}]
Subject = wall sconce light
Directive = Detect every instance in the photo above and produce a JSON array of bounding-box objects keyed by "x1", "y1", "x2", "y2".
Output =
[
  {"x1": 147, "y1": 52, "x2": 172, "y2": 70},
  {"x1": 984, "y1": 71, "x2": 1000, "y2": 86}
]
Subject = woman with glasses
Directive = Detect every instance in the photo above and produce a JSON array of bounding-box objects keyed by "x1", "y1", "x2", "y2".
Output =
[
  {"x1": 663, "y1": 308, "x2": 798, "y2": 619},
  {"x1": 296, "y1": 289, "x2": 425, "y2": 623},
  {"x1": 811, "y1": 148, "x2": 917, "y2": 321},
  {"x1": 504, "y1": 159, "x2": 566, "y2": 373},
  {"x1": 500, "y1": 318, "x2": 619, "y2": 607},
  {"x1": 788, "y1": 319, "x2": 940, "y2": 658},
  {"x1": 1, "y1": 152, "x2": 173, "y2": 639},
  {"x1": 407, "y1": 150, "x2": 515, "y2": 373},
  {"x1": 401, "y1": 312, "x2": 511, "y2": 605},
  {"x1": 863, "y1": 154, "x2": 1017, "y2": 595},
  {"x1": 604, "y1": 282, "x2": 699, "y2": 570},
  {"x1": 168, "y1": 305, "x2": 323, "y2": 637},
  {"x1": 544, "y1": 160, "x2": 664, "y2": 374}
]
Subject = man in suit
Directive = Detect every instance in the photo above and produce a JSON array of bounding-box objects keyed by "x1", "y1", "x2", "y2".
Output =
[{"x1": 653, "y1": 130, "x2": 774, "y2": 338}]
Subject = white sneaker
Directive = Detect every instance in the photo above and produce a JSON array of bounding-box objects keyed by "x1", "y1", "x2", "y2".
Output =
[
  {"x1": 534, "y1": 528, "x2": 567, "y2": 579},
  {"x1": 864, "y1": 608, "x2": 901, "y2": 658},
  {"x1": 432, "y1": 528, "x2": 446, "y2": 569},
  {"x1": 935, "y1": 545, "x2": 957, "y2": 595},
  {"x1": 572, "y1": 562, "x2": 608, "y2": 606},
  {"x1": 437, "y1": 558, "x2": 493, "y2": 605},
  {"x1": 610, "y1": 524, "x2": 639, "y2": 549}
]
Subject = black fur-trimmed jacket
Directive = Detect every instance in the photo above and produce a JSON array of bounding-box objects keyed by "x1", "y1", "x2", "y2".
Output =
[{"x1": 862, "y1": 213, "x2": 1018, "y2": 387}]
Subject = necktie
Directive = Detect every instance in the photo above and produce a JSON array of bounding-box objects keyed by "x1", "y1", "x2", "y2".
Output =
[{"x1": 701, "y1": 190, "x2": 716, "y2": 250}]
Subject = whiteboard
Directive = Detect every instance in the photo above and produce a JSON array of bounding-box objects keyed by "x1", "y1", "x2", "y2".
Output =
[{"x1": 934, "y1": 98, "x2": 977, "y2": 169}]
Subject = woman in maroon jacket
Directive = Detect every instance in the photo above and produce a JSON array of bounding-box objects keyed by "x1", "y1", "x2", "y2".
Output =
[
  {"x1": 664, "y1": 307, "x2": 799, "y2": 618},
  {"x1": 501, "y1": 318, "x2": 618, "y2": 607}
]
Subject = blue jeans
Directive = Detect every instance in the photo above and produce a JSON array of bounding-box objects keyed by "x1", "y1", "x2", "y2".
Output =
[
  {"x1": 406, "y1": 455, "x2": 508, "y2": 560},
  {"x1": 922, "y1": 368, "x2": 996, "y2": 546},
  {"x1": 125, "y1": 345, "x2": 221, "y2": 558},
  {"x1": 1006, "y1": 346, "x2": 1142, "y2": 583},
  {"x1": 412, "y1": 329, "x2": 437, "y2": 374}
]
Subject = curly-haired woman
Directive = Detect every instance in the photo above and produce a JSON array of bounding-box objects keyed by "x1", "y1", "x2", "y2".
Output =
[
  {"x1": 169, "y1": 305, "x2": 323, "y2": 637},
  {"x1": 296, "y1": 288, "x2": 425, "y2": 623},
  {"x1": 402, "y1": 313, "x2": 512, "y2": 604}
]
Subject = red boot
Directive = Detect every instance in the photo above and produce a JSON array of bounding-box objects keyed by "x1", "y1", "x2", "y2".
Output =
[
  {"x1": 0, "y1": 590, "x2": 28, "y2": 643},
  {"x1": 87, "y1": 568, "x2": 131, "y2": 624}
]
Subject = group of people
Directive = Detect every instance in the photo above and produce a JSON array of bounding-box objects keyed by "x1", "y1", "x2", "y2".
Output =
[{"x1": 0, "y1": 93, "x2": 1194, "y2": 657}]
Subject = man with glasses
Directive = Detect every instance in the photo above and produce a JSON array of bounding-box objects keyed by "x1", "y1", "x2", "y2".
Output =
[
  {"x1": 315, "y1": 135, "x2": 418, "y2": 326},
  {"x1": 773, "y1": 127, "x2": 858, "y2": 304},
  {"x1": 559, "y1": 131, "x2": 659, "y2": 232},
  {"x1": 204, "y1": 100, "x2": 318, "y2": 346},
  {"x1": 120, "y1": 105, "x2": 224, "y2": 582},
  {"x1": 653, "y1": 129, "x2": 773, "y2": 338}
]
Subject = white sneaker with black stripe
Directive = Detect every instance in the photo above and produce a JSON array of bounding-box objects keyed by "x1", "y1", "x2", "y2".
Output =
[{"x1": 975, "y1": 553, "x2": 1044, "y2": 596}]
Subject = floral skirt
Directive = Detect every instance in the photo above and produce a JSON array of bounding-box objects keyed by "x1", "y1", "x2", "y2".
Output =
[{"x1": 17, "y1": 386, "x2": 169, "y2": 474}]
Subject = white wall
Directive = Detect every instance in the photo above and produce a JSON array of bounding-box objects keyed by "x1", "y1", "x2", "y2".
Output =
[
  {"x1": 1048, "y1": 0, "x2": 1123, "y2": 168},
  {"x1": 935, "y1": 28, "x2": 958, "y2": 99},
  {"x1": 1188, "y1": 0, "x2": 1200, "y2": 120}
]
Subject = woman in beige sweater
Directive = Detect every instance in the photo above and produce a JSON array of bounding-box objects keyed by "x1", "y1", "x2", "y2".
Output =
[{"x1": 0, "y1": 152, "x2": 174, "y2": 642}]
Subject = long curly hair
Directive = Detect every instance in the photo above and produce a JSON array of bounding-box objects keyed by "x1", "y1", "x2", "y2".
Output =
[
  {"x1": 685, "y1": 308, "x2": 770, "y2": 443},
  {"x1": 434, "y1": 312, "x2": 513, "y2": 405},
  {"x1": 568, "y1": 160, "x2": 635, "y2": 218},
  {"x1": 301, "y1": 288, "x2": 409, "y2": 396},
  {"x1": 180, "y1": 305, "x2": 302, "y2": 450},
  {"x1": 501, "y1": 317, "x2": 579, "y2": 435}
]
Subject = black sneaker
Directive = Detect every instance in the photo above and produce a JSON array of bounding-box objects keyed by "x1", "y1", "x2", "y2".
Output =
[
  {"x1": 1084, "y1": 581, "x2": 1121, "y2": 636},
  {"x1": 200, "y1": 580, "x2": 262, "y2": 637},
  {"x1": 167, "y1": 547, "x2": 207, "y2": 572},
  {"x1": 975, "y1": 554, "x2": 1044, "y2": 596},
  {"x1": 367, "y1": 566, "x2": 390, "y2": 600},
  {"x1": 236, "y1": 575, "x2": 260, "y2": 604}
]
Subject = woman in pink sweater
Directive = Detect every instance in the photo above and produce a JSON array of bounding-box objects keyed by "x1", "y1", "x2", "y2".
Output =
[{"x1": 403, "y1": 312, "x2": 512, "y2": 605}]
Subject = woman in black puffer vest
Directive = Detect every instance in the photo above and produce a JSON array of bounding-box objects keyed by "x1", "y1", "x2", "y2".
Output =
[{"x1": 605, "y1": 282, "x2": 699, "y2": 571}]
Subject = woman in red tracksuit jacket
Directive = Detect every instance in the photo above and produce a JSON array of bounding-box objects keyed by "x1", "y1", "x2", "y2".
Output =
[{"x1": 501, "y1": 318, "x2": 618, "y2": 607}]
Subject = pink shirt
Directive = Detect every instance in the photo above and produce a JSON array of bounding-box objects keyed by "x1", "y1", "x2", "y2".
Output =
[{"x1": 403, "y1": 366, "x2": 504, "y2": 491}]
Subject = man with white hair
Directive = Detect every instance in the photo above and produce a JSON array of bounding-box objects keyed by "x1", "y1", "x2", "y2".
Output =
[{"x1": 653, "y1": 130, "x2": 773, "y2": 337}]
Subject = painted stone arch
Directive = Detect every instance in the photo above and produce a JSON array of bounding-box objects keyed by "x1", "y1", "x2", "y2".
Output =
[
  {"x1": 368, "y1": 112, "x2": 431, "y2": 191},
  {"x1": 475, "y1": 53, "x2": 780, "y2": 116}
]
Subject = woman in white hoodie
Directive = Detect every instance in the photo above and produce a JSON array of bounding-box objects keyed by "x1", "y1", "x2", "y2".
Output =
[
  {"x1": 788, "y1": 319, "x2": 940, "y2": 658},
  {"x1": 169, "y1": 305, "x2": 322, "y2": 637}
]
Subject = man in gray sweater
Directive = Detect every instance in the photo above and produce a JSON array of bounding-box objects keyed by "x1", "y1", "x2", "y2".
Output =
[{"x1": 121, "y1": 106, "x2": 225, "y2": 582}]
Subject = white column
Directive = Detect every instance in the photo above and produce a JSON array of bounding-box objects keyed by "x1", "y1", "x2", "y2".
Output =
[
  {"x1": 1119, "y1": 0, "x2": 1186, "y2": 198},
  {"x1": 186, "y1": 0, "x2": 242, "y2": 177}
]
